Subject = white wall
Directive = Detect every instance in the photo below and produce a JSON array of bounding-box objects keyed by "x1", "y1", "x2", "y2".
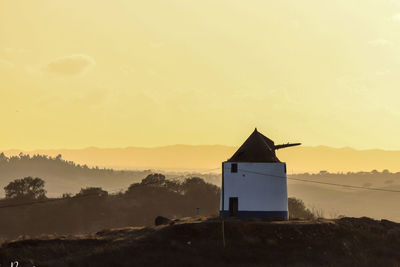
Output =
[{"x1": 220, "y1": 162, "x2": 288, "y2": 212}]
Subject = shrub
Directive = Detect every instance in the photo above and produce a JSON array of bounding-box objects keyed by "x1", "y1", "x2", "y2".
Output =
[{"x1": 288, "y1": 197, "x2": 314, "y2": 219}]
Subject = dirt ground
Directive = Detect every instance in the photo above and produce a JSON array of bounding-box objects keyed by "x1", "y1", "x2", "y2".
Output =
[{"x1": 1, "y1": 216, "x2": 400, "y2": 266}]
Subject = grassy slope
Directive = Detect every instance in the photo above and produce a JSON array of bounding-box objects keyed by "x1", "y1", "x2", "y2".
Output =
[{"x1": 1, "y1": 217, "x2": 400, "y2": 267}]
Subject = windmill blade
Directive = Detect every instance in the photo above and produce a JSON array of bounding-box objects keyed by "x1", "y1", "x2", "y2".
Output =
[{"x1": 274, "y1": 143, "x2": 301, "y2": 150}]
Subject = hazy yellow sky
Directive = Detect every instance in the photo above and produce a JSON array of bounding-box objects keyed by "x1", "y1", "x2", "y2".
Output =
[{"x1": 1, "y1": 0, "x2": 400, "y2": 150}]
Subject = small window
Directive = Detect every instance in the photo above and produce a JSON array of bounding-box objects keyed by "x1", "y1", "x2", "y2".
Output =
[{"x1": 231, "y1": 163, "x2": 238, "y2": 173}]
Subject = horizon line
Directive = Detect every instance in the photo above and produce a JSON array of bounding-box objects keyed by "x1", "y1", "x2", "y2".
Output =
[{"x1": 1, "y1": 144, "x2": 400, "y2": 152}]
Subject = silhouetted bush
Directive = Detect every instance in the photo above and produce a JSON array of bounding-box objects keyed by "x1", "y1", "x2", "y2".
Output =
[
  {"x1": 4, "y1": 177, "x2": 46, "y2": 200},
  {"x1": 288, "y1": 197, "x2": 314, "y2": 219},
  {"x1": 75, "y1": 187, "x2": 108, "y2": 198}
]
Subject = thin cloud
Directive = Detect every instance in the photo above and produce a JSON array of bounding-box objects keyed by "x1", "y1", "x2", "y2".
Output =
[
  {"x1": 375, "y1": 70, "x2": 391, "y2": 76},
  {"x1": 149, "y1": 41, "x2": 165, "y2": 48},
  {"x1": 391, "y1": 13, "x2": 400, "y2": 22},
  {"x1": 45, "y1": 54, "x2": 95, "y2": 76},
  {"x1": 0, "y1": 59, "x2": 14, "y2": 69},
  {"x1": 120, "y1": 65, "x2": 135, "y2": 75},
  {"x1": 3, "y1": 47, "x2": 30, "y2": 55},
  {"x1": 368, "y1": 39, "x2": 393, "y2": 47}
]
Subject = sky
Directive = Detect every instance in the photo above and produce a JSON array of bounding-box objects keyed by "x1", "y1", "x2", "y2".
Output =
[{"x1": 1, "y1": 0, "x2": 400, "y2": 150}]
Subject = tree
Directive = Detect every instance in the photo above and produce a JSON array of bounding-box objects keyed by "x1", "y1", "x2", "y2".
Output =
[
  {"x1": 75, "y1": 187, "x2": 108, "y2": 198},
  {"x1": 126, "y1": 174, "x2": 170, "y2": 196},
  {"x1": 288, "y1": 197, "x2": 314, "y2": 219},
  {"x1": 182, "y1": 177, "x2": 219, "y2": 196},
  {"x1": 319, "y1": 170, "x2": 329, "y2": 175},
  {"x1": 62, "y1": 193, "x2": 73, "y2": 198},
  {"x1": 4, "y1": 177, "x2": 47, "y2": 200},
  {"x1": 0, "y1": 152, "x2": 7, "y2": 163},
  {"x1": 141, "y1": 173, "x2": 166, "y2": 186},
  {"x1": 182, "y1": 177, "x2": 220, "y2": 212}
]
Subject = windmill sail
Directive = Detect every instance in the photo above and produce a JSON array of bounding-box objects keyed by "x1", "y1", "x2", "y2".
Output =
[{"x1": 274, "y1": 143, "x2": 301, "y2": 150}]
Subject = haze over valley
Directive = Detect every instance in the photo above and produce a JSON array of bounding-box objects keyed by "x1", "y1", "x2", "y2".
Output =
[
  {"x1": 2, "y1": 144, "x2": 400, "y2": 173},
  {"x1": 1, "y1": 150, "x2": 399, "y2": 222}
]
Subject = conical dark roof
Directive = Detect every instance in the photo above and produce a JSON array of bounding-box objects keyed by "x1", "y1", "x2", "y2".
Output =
[{"x1": 228, "y1": 128, "x2": 280, "y2": 162}]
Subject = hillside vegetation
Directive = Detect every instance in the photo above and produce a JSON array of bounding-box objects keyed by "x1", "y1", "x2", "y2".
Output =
[
  {"x1": 2, "y1": 153, "x2": 400, "y2": 225},
  {"x1": 0, "y1": 173, "x2": 220, "y2": 240},
  {"x1": 0, "y1": 153, "x2": 220, "y2": 198},
  {"x1": 0, "y1": 170, "x2": 315, "y2": 240}
]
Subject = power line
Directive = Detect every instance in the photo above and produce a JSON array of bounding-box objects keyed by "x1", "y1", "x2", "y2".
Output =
[
  {"x1": 236, "y1": 168, "x2": 287, "y2": 180},
  {"x1": 2, "y1": 166, "x2": 399, "y2": 210},
  {"x1": 237, "y1": 168, "x2": 400, "y2": 193},
  {"x1": 288, "y1": 177, "x2": 400, "y2": 193}
]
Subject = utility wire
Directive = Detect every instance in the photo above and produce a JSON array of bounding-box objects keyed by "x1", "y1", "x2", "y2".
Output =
[
  {"x1": 288, "y1": 177, "x2": 400, "y2": 193},
  {"x1": 2, "y1": 166, "x2": 399, "y2": 209},
  {"x1": 237, "y1": 168, "x2": 400, "y2": 193}
]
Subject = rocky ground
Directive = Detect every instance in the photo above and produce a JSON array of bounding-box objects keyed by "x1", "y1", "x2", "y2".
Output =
[{"x1": 1, "y1": 216, "x2": 400, "y2": 266}]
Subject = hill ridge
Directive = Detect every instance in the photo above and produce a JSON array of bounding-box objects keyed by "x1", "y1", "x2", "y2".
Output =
[
  {"x1": 2, "y1": 145, "x2": 400, "y2": 173},
  {"x1": 2, "y1": 216, "x2": 400, "y2": 266}
]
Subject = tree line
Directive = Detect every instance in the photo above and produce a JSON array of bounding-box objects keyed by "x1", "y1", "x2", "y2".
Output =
[
  {"x1": 0, "y1": 173, "x2": 315, "y2": 240},
  {"x1": 0, "y1": 152, "x2": 147, "y2": 175},
  {"x1": 0, "y1": 173, "x2": 220, "y2": 239}
]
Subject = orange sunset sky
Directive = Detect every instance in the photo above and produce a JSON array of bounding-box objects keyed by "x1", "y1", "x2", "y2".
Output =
[{"x1": 1, "y1": 0, "x2": 400, "y2": 151}]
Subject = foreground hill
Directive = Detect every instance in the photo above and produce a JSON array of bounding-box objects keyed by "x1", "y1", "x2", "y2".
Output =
[
  {"x1": 1, "y1": 217, "x2": 400, "y2": 266},
  {"x1": 3, "y1": 145, "x2": 400, "y2": 173}
]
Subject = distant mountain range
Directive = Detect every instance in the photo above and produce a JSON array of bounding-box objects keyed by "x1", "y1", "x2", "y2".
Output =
[{"x1": 2, "y1": 145, "x2": 400, "y2": 173}]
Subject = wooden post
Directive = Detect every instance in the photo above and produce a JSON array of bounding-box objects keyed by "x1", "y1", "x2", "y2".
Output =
[
  {"x1": 221, "y1": 162, "x2": 226, "y2": 248},
  {"x1": 222, "y1": 219, "x2": 226, "y2": 248},
  {"x1": 221, "y1": 162, "x2": 225, "y2": 218}
]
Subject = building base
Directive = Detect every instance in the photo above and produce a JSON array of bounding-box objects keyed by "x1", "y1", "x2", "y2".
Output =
[{"x1": 220, "y1": 210, "x2": 288, "y2": 220}]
